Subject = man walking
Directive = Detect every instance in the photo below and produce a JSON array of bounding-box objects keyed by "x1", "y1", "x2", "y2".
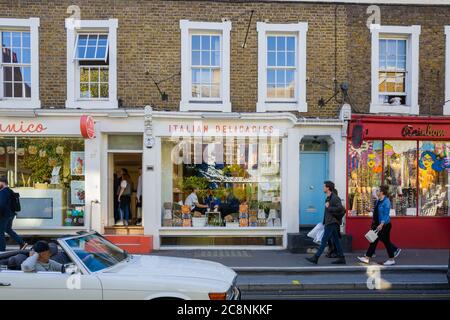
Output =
[
  {"x1": 306, "y1": 181, "x2": 346, "y2": 265},
  {"x1": 0, "y1": 176, "x2": 27, "y2": 251}
]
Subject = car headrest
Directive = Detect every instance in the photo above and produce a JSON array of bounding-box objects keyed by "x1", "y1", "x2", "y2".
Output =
[
  {"x1": 8, "y1": 253, "x2": 27, "y2": 270},
  {"x1": 48, "y1": 242, "x2": 59, "y2": 256}
]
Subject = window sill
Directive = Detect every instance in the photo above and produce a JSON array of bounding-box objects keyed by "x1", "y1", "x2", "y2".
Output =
[
  {"x1": 180, "y1": 100, "x2": 231, "y2": 112},
  {"x1": 0, "y1": 98, "x2": 41, "y2": 109},
  {"x1": 369, "y1": 103, "x2": 419, "y2": 115},
  {"x1": 66, "y1": 99, "x2": 118, "y2": 109},
  {"x1": 257, "y1": 101, "x2": 307, "y2": 112}
]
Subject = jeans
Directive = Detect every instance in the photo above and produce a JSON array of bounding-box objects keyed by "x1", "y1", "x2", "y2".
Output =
[
  {"x1": 119, "y1": 196, "x2": 131, "y2": 222},
  {"x1": 315, "y1": 224, "x2": 344, "y2": 258},
  {"x1": 366, "y1": 223, "x2": 396, "y2": 259},
  {"x1": 0, "y1": 215, "x2": 25, "y2": 251}
]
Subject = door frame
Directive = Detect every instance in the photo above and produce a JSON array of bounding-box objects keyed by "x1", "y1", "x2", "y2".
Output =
[{"x1": 299, "y1": 151, "x2": 329, "y2": 226}]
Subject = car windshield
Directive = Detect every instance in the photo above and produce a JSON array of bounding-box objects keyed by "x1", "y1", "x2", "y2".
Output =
[{"x1": 62, "y1": 234, "x2": 128, "y2": 272}]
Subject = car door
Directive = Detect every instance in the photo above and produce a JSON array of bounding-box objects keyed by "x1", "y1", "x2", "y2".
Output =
[{"x1": 0, "y1": 269, "x2": 102, "y2": 300}]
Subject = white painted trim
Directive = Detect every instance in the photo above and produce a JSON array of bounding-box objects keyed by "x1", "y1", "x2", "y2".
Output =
[
  {"x1": 370, "y1": 24, "x2": 421, "y2": 115},
  {"x1": 65, "y1": 18, "x2": 118, "y2": 109},
  {"x1": 445, "y1": 26, "x2": 450, "y2": 115},
  {"x1": 179, "y1": 19, "x2": 232, "y2": 112},
  {"x1": 256, "y1": 22, "x2": 308, "y2": 113},
  {"x1": 0, "y1": 17, "x2": 40, "y2": 109}
]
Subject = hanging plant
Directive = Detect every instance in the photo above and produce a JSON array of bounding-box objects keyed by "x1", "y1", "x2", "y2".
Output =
[
  {"x1": 28, "y1": 146, "x2": 37, "y2": 155},
  {"x1": 56, "y1": 146, "x2": 64, "y2": 155},
  {"x1": 39, "y1": 150, "x2": 47, "y2": 158}
]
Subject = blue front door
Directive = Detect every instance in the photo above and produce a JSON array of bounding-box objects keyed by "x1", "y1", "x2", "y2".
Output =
[{"x1": 299, "y1": 152, "x2": 328, "y2": 225}]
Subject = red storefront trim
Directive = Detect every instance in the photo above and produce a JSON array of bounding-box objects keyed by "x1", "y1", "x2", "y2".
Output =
[{"x1": 346, "y1": 115, "x2": 450, "y2": 249}]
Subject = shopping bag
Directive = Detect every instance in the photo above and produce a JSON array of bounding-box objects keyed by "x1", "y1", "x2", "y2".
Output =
[
  {"x1": 307, "y1": 223, "x2": 324, "y2": 240},
  {"x1": 365, "y1": 229, "x2": 379, "y2": 243},
  {"x1": 313, "y1": 228, "x2": 324, "y2": 245}
]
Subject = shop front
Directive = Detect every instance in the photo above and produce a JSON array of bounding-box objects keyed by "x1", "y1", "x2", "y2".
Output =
[
  {"x1": 0, "y1": 114, "x2": 95, "y2": 235},
  {"x1": 347, "y1": 115, "x2": 450, "y2": 249}
]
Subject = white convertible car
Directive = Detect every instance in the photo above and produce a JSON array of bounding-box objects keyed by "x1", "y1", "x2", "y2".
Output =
[{"x1": 0, "y1": 232, "x2": 240, "y2": 300}]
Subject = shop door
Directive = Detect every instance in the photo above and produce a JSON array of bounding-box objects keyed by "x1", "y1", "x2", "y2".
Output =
[{"x1": 299, "y1": 152, "x2": 328, "y2": 225}]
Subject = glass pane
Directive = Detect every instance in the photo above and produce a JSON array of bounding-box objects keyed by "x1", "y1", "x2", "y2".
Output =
[
  {"x1": 22, "y1": 67, "x2": 31, "y2": 82},
  {"x1": 100, "y1": 83, "x2": 109, "y2": 98},
  {"x1": 98, "y1": 35, "x2": 108, "y2": 46},
  {"x1": 108, "y1": 135, "x2": 143, "y2": 150},
  {"x1": 276, "y1": 69, "x2": 285, "y2": 84},
  {"x1": 201, "y1": 86, "x2": 210, "y2": 98},
  {"x1": 192, "y1": 68, "x2": 201, "y2": 83},
  {"x1": 87, "y1": 34, "x2": 98, "y2": 46},
  {"x1": 22, "y1": 32, "x2": 30, "y2": 48},
  {"x1": 201, "y1": 51, "x2": 210, "y2": 66},
  {"x1": 378, "y1": 72, "x2": 386, "y2": 92},
  {"x1": 90, "y1": 83, "x2": 99, "y2": 98},
  {"x1": 397, "y1": 40, "x2": 406, "y2": 55},
  {"x1": 191, "y1": 51, "x2": 200, "y2": 65},
  {"x1": 277, "y1": 36, "x2": 285, "y2": 51},
  {"x1": 96, "y1": 46, "x2": 106, "y2": 59},
  {"x1": 78, "y1": 35, "x2": 88, "y2": 46},
  {"x1": 2, "y1": 32, "x2": 11, "y2": 47},
  {"x1": 379, "y1": 39, "x2": 386, "y2": 59},
  {"x1": 3, "y1": 82, "x2": 12, "y2": 97},
  {"x1": 384, "y1": 141, "x2": 417, "y2": 216},
  {"x1": 80, "y1": 68, "x2": 89, "y2": 82},
  {"x1": 287, "y1": 37, "x2": 295, "y2": 51},
  {"x1": 85, "y1": 46, "x2": 96, "y2": 59},
  {"x1": 24, "y1": 82, "x2": 31, "y2": 98},
  {"x1": 267, "y1": 70, "x2": 275, "y2": 83},
  {"x1": 192, "y1": 35, "x2": 200, "y2": 50},
  {"x1": 418, "y1": 142, "x2": 450, "y2": 216},
  {"x1": 267, "y1": 83, "x2": 276, "y2": 98},
  {"x1": 286, "y1": 70, "x2": 295, "y2": 86},
  {"x1": 286, "y1": 52, "x2": 295, "y2": 67},
  {"x1": 277, "y1": 52, "x2": 285, "y2": 66},
  {"x1": 80, "y1": 83, "x2": 89, "y2": 98},
  {"x1": 211, "y1": 51, "x2": 220, "y2": 67},
  {"x1": 379, "y1": 58, "x2": 386, "y2": 70},
  {"x1": 100, "y1": 68, "x2": 108, "y2": 82},
  {"x1": 90, "y1": 68, "x2": 99, "y2": 82},
  {"x1": 211, "y1": 36, "x2": 220, "y2": 51},
  {"x1": 192, "y1": 84, "x2": 201, "y2": 98},
  {"x1": 201, "y1": 69, "x2": 211, "y2": 84},
  {"x1": 201, "y1": 35, "x2": 210, "y2": 50},
  {"x1": 22, "y1": 48, "x2": 30, "y2": 64},
  {"x1": 211, "y1": 69, "x2": 220, "y2": 84},
  {"x1": 14, "y1": 83, "x2": 23, "y2": 97},
  {"x1": 267, "y1": 52, "x2": 276, "y2": 66},
  {"x1": 210, "y1": 84, "x2": 220, "y2": 98},
  {"x1": 348, "y1": 140, "x2": 383, "y2": 216},
  {"x1": 387, "y1": 40, "x2": 396, "y2": 58},
  {"x1": 77, "y1": 46, "x2": 86, "y2": 59},
  {"x1": 267, "y1": 36, "x2": 276, "y2": 51},
  {"x1": 12, "y1": 47, "x2": 20, "y2": 63},
  {"x1": 13, "y1": 67, "x2": 23, "y2": 81},
  {"x1": 12, "y1": 32, "x2": 21, "y2": 47},
  {"x1": 3, "y1": 66, "x2": 12, "y2": 81}
]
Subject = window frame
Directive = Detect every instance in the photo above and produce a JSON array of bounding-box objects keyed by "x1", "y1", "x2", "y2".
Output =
[
  {"x1": 180, "y1": 20, "x2": 231, "y2": 112},
  {"x1": 370, "y1": 25, "x2": 421, "y2": 115},
  {"x1": 257, "y1": 22, "x2": 308, "y2": 113},
  {"x1": 65, "y1": 19, "x2": 118, "y2": 109},
  {"x1": 73, "y1": 33, "x2": 109, "y2": 62},
  {"x1": 0, "y1": 17, "x2": 40, "y2": 109}
]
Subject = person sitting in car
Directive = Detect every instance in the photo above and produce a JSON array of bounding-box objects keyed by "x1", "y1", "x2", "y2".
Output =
[{"x1": 21, "y1": 241, "x2": 63, "y2": 272}]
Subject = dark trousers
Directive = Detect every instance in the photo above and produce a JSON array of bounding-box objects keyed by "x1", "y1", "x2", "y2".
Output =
[
  {"x1": 366, "y1": 223, "x2": 396, "y2": 259},
  {"x1": 0, "y1": 215, "x2": 25, "y2": 251},
  {"x1": 315, "y1": 224, "x2": 344, "y2": 258}
]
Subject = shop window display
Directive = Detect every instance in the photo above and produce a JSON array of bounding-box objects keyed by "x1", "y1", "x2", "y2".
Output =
[
  {"x1": 0, "y1": 137, "x2": 85, "y2": 227},
  {"x1": 383, "y1": 141, "x2": 417, "y2": 216},
  {"x1": 348, "y1": 140, "x2": 383, "y2": 216},
  {"x1": 161, "y1": 137, "x2": 282, "y2": 228},
  {"x1": 418, "y1": 142, "x2": 450, "y2": 216}
]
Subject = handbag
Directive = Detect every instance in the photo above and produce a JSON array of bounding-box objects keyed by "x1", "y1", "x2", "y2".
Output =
[{"x1": 365, "y1": 229, "x2": 379, "y2": 243}]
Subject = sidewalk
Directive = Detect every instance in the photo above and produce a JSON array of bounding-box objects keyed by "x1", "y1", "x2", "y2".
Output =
[{"x1": 151, "y1": 249, "x2": 449, "y2": 272}]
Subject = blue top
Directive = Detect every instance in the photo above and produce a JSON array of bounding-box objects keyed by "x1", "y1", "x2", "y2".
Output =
[{"x1": 375, "y1": 197, "x2": 391, "y2": 225}]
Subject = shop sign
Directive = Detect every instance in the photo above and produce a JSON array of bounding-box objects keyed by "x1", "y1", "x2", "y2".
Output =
[
  {"x1": 168, "y1": 123, "x2": 275, "y2": 135},
  {"x1": 80, "y1": 115, "x2": 95, "y2": 139},
  {"x1": 0, "y1": 121, "x2": 47, "y2": 134},
  {"x1": 401, "y1": 125, "x2": 446, "y2": 138}
]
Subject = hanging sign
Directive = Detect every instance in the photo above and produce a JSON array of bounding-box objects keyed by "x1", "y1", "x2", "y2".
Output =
[{"x1": 80, "y1": 115, "x2": 95, "y2": 139}]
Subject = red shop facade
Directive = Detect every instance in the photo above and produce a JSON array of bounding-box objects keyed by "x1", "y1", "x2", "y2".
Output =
[{"x1": 346, "y1": 115, "x2": 450, "y2": 249}]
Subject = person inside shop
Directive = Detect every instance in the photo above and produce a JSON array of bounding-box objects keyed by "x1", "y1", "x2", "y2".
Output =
[
  {"x1": 136, "y1": 168, "x2": 142, "y2": 226},
  {"x1": 357, "y1": 185, "x2": 401, "y2": 266},
  {"x1": 0, "y1": 176, "x2": 28, "y2": 252},
  {"x1": 218, "y1": 189, "x2": 240, "y2": 220},
  {"x1": 21, "y1": 241, "x2": 63, "y2": 272},
  {"x1": 204, "y1": 188, "x2": 222, "y2": 211},
  {"x1": 117, "y1": 169, "x2": 132, "y2": 226},
  {"x1": 306, "y1": 181, "x2": 346, "y2": 265},
  {"x1": 113, "y1": 168, "x2": 124, "y2": 224},
  {"x1": 185, "y1": 187, "x2": 208, "y2": 214}
]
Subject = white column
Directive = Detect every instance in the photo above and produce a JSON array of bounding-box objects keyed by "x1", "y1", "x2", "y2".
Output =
[
  {"x1": 142, "y1": 136, "x2": 161, "y2": 249},
  {"x1": 284, "y1": 128, "x2": 301, "y2": 234},
  {"x1": 84, "y1": 131, "x2": 102, "y2": 233}
]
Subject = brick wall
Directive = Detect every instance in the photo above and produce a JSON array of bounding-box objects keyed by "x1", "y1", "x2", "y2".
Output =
[{"x1": 1, "y1": 1, "x2": 450, "y2": 116}]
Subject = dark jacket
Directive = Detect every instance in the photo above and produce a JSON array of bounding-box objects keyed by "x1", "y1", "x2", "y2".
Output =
[
  {"x1": 0, "y1": 187, "x2": 14, "y2": 218},
  {"x1": 322, "y1": 192, "x2": 344, "y2": 226}
]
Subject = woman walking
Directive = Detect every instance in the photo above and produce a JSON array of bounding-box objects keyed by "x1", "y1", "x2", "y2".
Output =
[{"x1": 357, "y1": 185, "x2": 401, "y2": 266}]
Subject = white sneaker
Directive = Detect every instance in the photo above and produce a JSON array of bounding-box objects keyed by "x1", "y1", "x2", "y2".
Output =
[
  {"x1": 124, "y1": 220, "x2": 129, "y2": 226},
  {"x1": 383, "y1": 259, "x2": 396, "y2": 266},
  {"x1": 394, "y1": 248, "x2": 402, "y2": 258},
  {"x1": 136, "y1": 221, "x2": 142, "y2": 226},
  {"x1": 357, "y1": 256, "x2": 370, "y2": 264},
  {"x1": 115, "y1": 220, "x2": 124, "y2": 226}
]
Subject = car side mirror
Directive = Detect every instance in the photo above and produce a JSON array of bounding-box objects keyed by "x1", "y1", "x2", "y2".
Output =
[{"x1": 64, "y1": 263, "x2": 79, "y2": 275}]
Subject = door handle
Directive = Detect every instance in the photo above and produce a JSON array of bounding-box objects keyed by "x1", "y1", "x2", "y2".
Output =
[
  {"x1": 0, "y1": 282, "x2": 11, "y2": 287},
  {"x1": 309, "y1": 185, "x2": 314, "y2": 190}
]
